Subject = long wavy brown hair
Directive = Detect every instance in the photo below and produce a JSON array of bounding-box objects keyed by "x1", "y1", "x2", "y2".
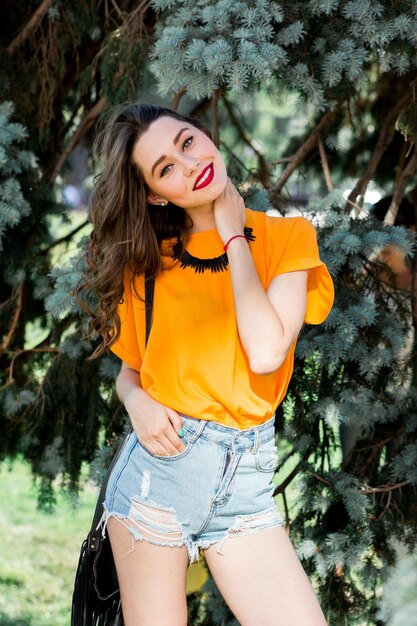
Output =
[{"x1": 76, "y1": 103, "x2": 212, "y2": 359}]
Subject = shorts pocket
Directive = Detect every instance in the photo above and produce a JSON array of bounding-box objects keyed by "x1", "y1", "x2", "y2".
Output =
[
  {"x1": 255, "y1": 437, "x2": 279, "y2": 473},
  {"x1": 136, "y1": 422, "x2": 202, "y2": 462}
]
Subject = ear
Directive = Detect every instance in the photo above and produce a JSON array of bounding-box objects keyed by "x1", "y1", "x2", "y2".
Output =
[{"x1": 147, "y1": 192, "x2": 167, "y2": 206}]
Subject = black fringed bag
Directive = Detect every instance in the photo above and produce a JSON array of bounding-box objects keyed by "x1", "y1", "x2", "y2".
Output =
[{"x1": 71, "y1": 278, "x2": 155, "y2": 626}]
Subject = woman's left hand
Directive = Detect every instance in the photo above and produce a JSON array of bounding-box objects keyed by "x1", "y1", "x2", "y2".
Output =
[{"x1": 214, "y1": 177, "x2": 246, "y2": 244}]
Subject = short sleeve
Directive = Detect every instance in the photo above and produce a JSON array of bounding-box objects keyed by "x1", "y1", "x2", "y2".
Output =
[
  {"x1": 269, "y1": 216, "x2": 334, "y2": 325},
  {"x1": 109, "y1": 272, "x2": 142, "y2": 371}
]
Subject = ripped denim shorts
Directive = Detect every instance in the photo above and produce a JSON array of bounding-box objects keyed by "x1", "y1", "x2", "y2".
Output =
[{"x1": 100, "y1": 413, "x2": 285, "y2": 564}]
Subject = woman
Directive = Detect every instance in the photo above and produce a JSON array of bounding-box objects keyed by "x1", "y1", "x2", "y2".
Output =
[{"x1": 81, "y1": 102, "x2": 334, "y2": 626}]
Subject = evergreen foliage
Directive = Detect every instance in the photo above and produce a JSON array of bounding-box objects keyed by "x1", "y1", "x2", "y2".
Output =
[
  {"x1": 0, "y1": 102, "x2": 34, "y2": 251},
  {"x1": 283, "y1": 202, "x2": 417, "y2": 620},
  {"x1": 149, "y1": 0, "x2": 417, "y2": 109},
  {"x1": 1, "y1": 0, "x2": 417, "y2": 623},
  {"x1": 376, "y1": 549, "x2": 417, "y2": 626}
]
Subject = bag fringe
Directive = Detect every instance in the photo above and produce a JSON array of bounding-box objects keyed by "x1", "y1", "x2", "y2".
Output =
[{"x1": 71, "y1": 536, "x2": 124, "y2": 626}]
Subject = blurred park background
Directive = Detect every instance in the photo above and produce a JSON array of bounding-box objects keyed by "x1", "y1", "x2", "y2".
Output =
[{"x1": 2, "y1": 1, "x2": 417, "y2": 624}]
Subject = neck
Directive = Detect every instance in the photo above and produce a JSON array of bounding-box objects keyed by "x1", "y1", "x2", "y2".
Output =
[{"x1": 185, "y1": 203, "x2": 216, "y2": 233}]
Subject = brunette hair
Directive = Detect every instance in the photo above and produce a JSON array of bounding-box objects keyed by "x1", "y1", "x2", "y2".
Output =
[{"x1": 76, "y1": 102, "x2": 212, "y2": 359}]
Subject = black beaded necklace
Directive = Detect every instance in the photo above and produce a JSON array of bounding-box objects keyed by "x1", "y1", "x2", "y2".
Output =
[{"x1": 171, "y1": 226, "x2": 256, "y2": 274}]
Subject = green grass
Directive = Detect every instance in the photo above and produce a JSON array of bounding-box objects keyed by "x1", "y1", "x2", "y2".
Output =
[
  {"x1": 0, "y1": 442, "x2": 342, "y2": 626},
  {"x1": 0, "y1": 458, "x2": 97, "y2": 626},
  {"x1": 0, "y1": 445, "x2": 304, "y2": 626}
]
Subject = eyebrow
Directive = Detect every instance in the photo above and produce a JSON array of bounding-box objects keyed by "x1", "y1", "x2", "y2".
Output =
[{"x1": 151, "y1": 127, "x2": 191, "y2": 177}]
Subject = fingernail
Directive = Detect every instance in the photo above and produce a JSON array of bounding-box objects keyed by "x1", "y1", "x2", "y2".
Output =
[{"x1": 179, "y1": 428, "x2": 184, "y2": 437}]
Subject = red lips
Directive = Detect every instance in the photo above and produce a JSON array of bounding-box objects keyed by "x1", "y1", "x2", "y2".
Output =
[{"x1": 193, "y1": 163, "x2": 214, "y2": 190}]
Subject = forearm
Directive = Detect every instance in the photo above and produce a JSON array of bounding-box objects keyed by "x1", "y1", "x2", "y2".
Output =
[
  {"x1": 227, "y1": 238, "x2": 289, "y2": 373},
  {"x1": 115, "y1": 366, "x2": 149, "y2": 407}
]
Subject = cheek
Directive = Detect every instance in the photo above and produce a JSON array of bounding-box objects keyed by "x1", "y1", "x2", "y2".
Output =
[
  {"x1": 213, "y1": 148, "x2": 227, "y2": 176},
  {"x1": 169, "y1": 175, "x2": 190, "y2": 194},
  {"x1": 217, "y1": 158, "x2": 228, "y2": 180}
]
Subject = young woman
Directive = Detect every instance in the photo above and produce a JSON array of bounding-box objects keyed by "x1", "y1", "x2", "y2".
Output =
[{"x1": 81, "y1": 102, "x2": 334, "y2": 626}]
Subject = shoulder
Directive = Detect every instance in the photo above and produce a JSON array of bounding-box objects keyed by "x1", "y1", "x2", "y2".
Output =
[{"x1": 245, "y1": 208, "x2": 314, "y2": 242}]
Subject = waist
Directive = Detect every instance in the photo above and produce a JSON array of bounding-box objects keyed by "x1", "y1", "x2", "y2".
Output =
[{"x1": 179, "y1": 413, "x2": 275, "y2": 451}]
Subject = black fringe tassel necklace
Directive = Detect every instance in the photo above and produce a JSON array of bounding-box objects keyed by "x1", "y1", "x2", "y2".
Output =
[{"x1": 172, "y1": 226, "x2": 256, "y2": 274}]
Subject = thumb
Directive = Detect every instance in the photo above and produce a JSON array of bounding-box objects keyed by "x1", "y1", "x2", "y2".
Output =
[{"x1": 166, "y1": 408, "x2": 184, "y2": 436}]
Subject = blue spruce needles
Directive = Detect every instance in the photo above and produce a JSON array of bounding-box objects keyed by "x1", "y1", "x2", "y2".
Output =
[{"x1": 0, "y1": 102, "x2": 35, "y2": 252}]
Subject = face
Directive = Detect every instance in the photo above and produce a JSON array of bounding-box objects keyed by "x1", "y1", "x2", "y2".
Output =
[{"x1": 132, "y1": 115, "x2": 228, "y2": 212}]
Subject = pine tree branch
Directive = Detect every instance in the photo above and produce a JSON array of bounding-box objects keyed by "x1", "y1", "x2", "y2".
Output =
[
  {"x1": 49, "y1": 96, "x2": 106, "y2": 182},
  {"x1": 384, "y1": 150, "x2": 417, "y2": 225},
  {"x1": 41, "y1": 219, "x2": 89, "y2": 254},
  {"x1": 318, "y1": 133, "x2": 334, "y2": 192},
  {"x1": 219, "y1": 139, "x2": 250, "y2": 175},
  {"x1": 109, "y1": 0, "x2": 124, "y2": 20},
  {"x1": 268, "y1": 109, "x2": 339, "y2": 204},
  {"x1": 211, "y1": 90, "x2": 219, "y2": 148},
  {"x1": 359, "y1": 480, "x2": 410, "y2": 494},
  {"x1": 373, "y1": 490, "x2": 392, "y2": 523},
  {"x1": 222, "y1": 96, "x2": 272, "y2": 187},
  {"x1": 6, "y1": 0, "x2": 53, "y2": 57},
  {"x1": 0, "y1": 283, "x2": 23, "y2": 352},
  {"x1": 3, "y1": 347, "x2": 60, "y2": 388},
  {"x1": 363, "y1": 263, "x2": 411, "y2": 313},
  {"x1": 353, "y1": 428, "x2": 405, "y2": 452},
  {"x1": 306, "y1": 470, "x2": 332, "y2": 487},
  {"x1": 306, "y1": 470, "x2": 410, "y2": 494},
  {"x1": 171, "y1": 87, "x2": 187, "y2": 111},
  {"x1": 188, "y1": 98, "x2": 212, "y2": 121},
  {"x1": 346, "y1": 90, "x2": 412, "y2": 215},
  {"x1": 273, "y1": 448, "x2": 312, "y2": 497}
]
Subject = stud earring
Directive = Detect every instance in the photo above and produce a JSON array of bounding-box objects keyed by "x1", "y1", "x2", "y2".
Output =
[{"x1": 160, "y1": 201, "x2": 167, "y2": 206}]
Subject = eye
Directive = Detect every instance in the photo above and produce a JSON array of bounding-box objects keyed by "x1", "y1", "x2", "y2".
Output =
[
  {"x1": 159, "y1": 165, "x2": 172, "y2": 178},
  {"x1": 159, "y1": 136, "x2": 194, "y2": 178}
]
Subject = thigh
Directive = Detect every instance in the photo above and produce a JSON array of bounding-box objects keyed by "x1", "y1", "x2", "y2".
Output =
[
  {"x1": 107, "y1": 517, "x2": 189, "y2": 626},
  {"x1": 203, "y1": 525, "x2": 328, "y2": 626}
]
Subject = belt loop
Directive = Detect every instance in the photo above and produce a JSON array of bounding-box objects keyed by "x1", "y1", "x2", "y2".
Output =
[
  {"x1": 190, "y1": 419, "x2": 207, "y2": 443},
  {"x1": 251, "y1": 428, "x2": 259, "y2": 454}
]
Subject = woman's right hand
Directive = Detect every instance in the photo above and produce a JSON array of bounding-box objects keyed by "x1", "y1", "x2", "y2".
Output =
[{"x1": 124, "y1": 386, "x2": 186, "y2": 457}]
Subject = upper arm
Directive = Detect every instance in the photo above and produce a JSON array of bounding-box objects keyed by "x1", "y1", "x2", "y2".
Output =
[
  {"x1": 110, "y1": 272, "x2": 144, "y2": 371},
  {"x1": 266, "y1": 269, "x2": 309, "y2": 346},
  {"x1": 266, "y1": 216, "x2": 334, "y2": 326},
  {"x1": 115, "y1": 361, "x2": 143, "y2": 401},
  {"x1": 120, "y1": 360, "x2": 139, "y2": 372}
]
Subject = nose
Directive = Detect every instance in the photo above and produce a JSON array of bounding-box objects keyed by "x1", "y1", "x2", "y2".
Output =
[{"x1": 181, "y1": 154, "x2": 201, "y2": 176}]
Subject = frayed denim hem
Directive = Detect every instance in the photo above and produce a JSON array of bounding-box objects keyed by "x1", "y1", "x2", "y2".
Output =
[{"x1": 99, "y1": 502, "x2": 285, "y2": 565}]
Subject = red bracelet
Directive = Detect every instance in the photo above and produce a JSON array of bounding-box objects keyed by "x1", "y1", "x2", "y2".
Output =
[{"x1": 223, "y1": 234, "x2": 248, "y2": 252}]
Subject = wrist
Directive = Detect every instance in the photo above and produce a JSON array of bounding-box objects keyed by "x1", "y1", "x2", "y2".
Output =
[
  {"x1": 223, "y1": 233, "x2": 248, "y2": 252},
  {"x1": 124, "y1": 386, "x2": 147, "y2": 412}
]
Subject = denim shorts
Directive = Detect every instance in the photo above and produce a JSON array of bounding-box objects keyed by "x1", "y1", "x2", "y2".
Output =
[{"x1": 100, "y1": 414, "x2": 285, "y2": 564}]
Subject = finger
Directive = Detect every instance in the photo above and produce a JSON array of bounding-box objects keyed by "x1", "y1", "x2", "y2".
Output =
[
  {"x1": 155, "y1": 430, "x2": 185, "y2": 456},
  {"x1": 166, "y1": 407, "x2": 183, "y2": 436},
  {"x1": 148, "y1": 433, "x2": 183, "y2": 457},
  {"x1": 150, "y1": 434, "x2": 181, "y2": 456},
  {"x1": 163, "y1": 429, "x2": 186, "y2": 454},
  {"x1": 141, "y1": 439, "x2": 164, "y2": 456}
]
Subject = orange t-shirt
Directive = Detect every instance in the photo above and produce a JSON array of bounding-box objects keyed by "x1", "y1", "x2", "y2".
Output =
[{"x1": 110, "y1": 208, "x2": 334, "y2": 429}]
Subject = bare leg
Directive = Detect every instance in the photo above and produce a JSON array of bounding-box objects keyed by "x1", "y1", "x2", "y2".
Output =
[
  {"x1": 203, "y1": 525, "x2": 328, "y2": 626},
  {"x1": 107, "y1": 516, "x2": 190, "y2": 626}
]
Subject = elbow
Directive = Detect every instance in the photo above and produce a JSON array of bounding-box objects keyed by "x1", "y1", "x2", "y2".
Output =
[{"x1": 249, "y1": 353, "x2": 285, "y2": 376}]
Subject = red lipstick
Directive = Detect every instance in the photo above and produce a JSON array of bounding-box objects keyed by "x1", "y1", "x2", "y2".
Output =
[{"x1": 193, "y1": 164, "x2": 214, "y2": 190}]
